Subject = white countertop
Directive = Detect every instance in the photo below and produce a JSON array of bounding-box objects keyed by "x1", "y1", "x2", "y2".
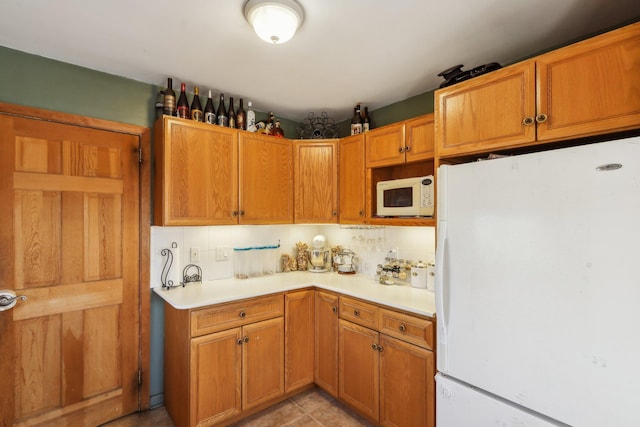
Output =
[{"x1": 153, "y1": 271, "x2": 435, "y2": 317}]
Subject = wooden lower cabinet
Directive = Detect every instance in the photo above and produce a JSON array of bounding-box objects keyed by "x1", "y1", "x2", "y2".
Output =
[
  {"x1": 285, "y1": 290, "x2": 315, "y2": 393},
  {"x1": 314, "y1": 290, "x2": 340, "y2": 397}
]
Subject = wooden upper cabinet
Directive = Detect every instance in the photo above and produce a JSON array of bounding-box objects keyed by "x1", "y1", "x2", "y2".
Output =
[
  {"x1": 435, "y1": 61, "x2": 536, "y2": 158},
  {"x1": 239, "y1": 133, "x2": 293, "y2": 224},
  {"x1": 294, "y1": 139, "x2": 338, "y2": 223},
  {"x1": 338, "y1": 134, "x2": 366, "y2": 224},
  {"x1": 405, "y1": 114, "x2": 435, "y2": 163},
  {"x1": 365, "y1": 122, "x2": 405, "y2": 167},
  {"x1": 536, "y1": 22, "x2": 640, "y2": 142},
  {"x1": 154, "y1": 116, "x2": 238, "y2": 225}
]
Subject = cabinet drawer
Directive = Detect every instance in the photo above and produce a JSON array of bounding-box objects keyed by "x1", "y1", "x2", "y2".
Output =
[
  {"x1": 379, "y1": 308, "x2": 434, "y2": 350},
  {"x1": 339, "y1": 296, "x2": 379, "y2": 330},
  {"x1": 191, "y1": 294, "x2": 284, "y2": 337}
]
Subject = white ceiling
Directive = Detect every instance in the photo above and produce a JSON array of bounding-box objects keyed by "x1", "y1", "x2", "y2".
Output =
[{"x1": 0, "y1": 0, "x2": 639, "y2": 122}]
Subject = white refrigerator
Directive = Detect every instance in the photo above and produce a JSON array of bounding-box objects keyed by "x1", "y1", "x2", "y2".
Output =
[{"x1": 435, "y1": 136, "x2": 640, "y2": 427}]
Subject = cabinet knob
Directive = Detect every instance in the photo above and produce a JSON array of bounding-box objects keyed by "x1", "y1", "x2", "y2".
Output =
[
  {"x1": 522, "y1": 117, "x2": 535, "y2": 126},
  {"x1": 237, "y1": 338, "x2": 243, "y2": 345},
  {"x1": 239, "y1": 311, "x2": 246, "y2": 318},
  {"x1": 232, "y1": 211, "x2": 239, "y2": 216},
  {"x1": 239, "y1": 210, "x2": 245, "y2": 216},
  {"x1": 332, "y1": 211, "x2": 337, "y2": 216},
  {"x1": 243, "y1": 336, "x2": 249, "y2": 343},
  {"x1": 332, "y1": 306, "x2": 338, "y2": 313},
  {"x1": 359, "y1": 210, "x2": 364, "y2": 217},
  {"x1": 399, "y1": 324, "x2": 407, "y2": 332},
  {"x1": 372, "y1": 343, "x2": 378, "y2": 351},
  {"x1": 398, "y1": 147, "x2": 405, "y2": 153},
  {"x1": 354, "y1": 309, "x2": 360, "y2": 317},
  {"x1": 377, "y1": 345, "x2": 384, "y2": 352},
  {"x1": 405, "y1": 145, "x2": 411, "y2": 152},
  {"x1": 535, "y1": 113, "x2": 548, "y2": 123}
]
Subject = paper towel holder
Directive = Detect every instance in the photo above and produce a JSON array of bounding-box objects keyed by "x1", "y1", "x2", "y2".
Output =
[{"x1": 161, "y1": 242, "x2": 179, "y2": 289}]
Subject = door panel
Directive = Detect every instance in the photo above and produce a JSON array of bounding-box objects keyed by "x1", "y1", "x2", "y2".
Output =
[{"x1": 0, "y1": 114, "x2": 140, "y2": 426}]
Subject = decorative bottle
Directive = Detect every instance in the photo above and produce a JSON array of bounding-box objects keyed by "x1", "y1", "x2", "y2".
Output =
[
  {"x1": 162, "y1": 78, "x2": 176, "y2": 116},
  {"x1": 176, "y1": 83, "x2": 189, "y2": 119},
  {"x1": 351, "y1": 104, "x2": 362, "y2": 135},
  {"x1": 228, "y1": 97, "x2": 236, "y2": 128},
  {"x1": 204, "y1": 90, "x2": 216, "y2": 124},
  {"x1": 236, "y1": 98, "x2": 246, "y2": 130},
  {"x1": 246, "y1": 101, "x2": 256, "y2": 132},
  {"x1": 216, "y1": 94, "x2": 228, "y2": 127},
  {"x1": 190, "y1": 86, "x2": 203, "y2": 122}
]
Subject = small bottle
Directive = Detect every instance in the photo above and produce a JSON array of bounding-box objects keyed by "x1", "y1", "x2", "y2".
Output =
[
  {"x1": 216, "y1": 93, "x2": 228, "y2": 126},
  {"x1": 190, "y1": 86, "x2": 203, "y2": 122},
  {"x1": 351, "y1": 104, "x2": 362, "y2": 135},
  {"x1": 266, "y1": 112, "x2": 275, "y2": 134},
  {"x1": 204, "y1": 90, "x2": 216, "y2": 124},
  {"x1": 272, "y1": 120, "x2": 285, "y2": 138},
  {"x1": 163, "y1": 78, "x2": 176, "y2": 116},
  {"x1": 236, "y1": 98, "x2": 246, "y2": 130},
  {"x1": 363, "y1": 107, "x2": 371, "y2": 132},
  {"x1": 246, "y1": 101, "x2": 256, "y2": 132},
  {"x1": 228, "y1": 97, "x2": 236, "y2": 128},
  {"x1": 176, "y1": 83, "x2": 189, "y2": 119},
  {"x1": 155, "y1": 90, "x2": 164, "y2": 119}
]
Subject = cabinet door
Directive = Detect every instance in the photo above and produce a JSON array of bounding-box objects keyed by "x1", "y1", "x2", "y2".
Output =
[
  {"x1": 536, "y1": 22, "x2": 640, "y2": 142},
  {"x1": 339, "y1": 319, "x2": 379, "y2": 421},
  {"x1": 190, "y1": 328, "x2": 242, "y2": 426},
  {"x1": 285, "y1": 290, "x2": 315, "y2": 393},
  {"x1": 239, "y1": 133, "x2": 293, "y2": 224},
  {"x1": 294, "y1": 140, "x2": 338, "y2": 223},
  {"x1": 365, "y1": 123, "x2": 405, "y2": 167},
  {"x1": 242, "y1": 317, "x2": 285, "y2": 410},
  {"x1": 314, "y1": 291, "x2": 339, "y2": 397},
  {"x1": 154, "y1": 117, "x2": 238, "y2": 225},
  {"x1": 404, "y1": 114, "x2": 435, "y2": 163},
  {"x1": 379, "y1": 334, "x2": 435, "y2": 427},
  {"x1": 338, "y1": 134, "x2": 366, "y2": 224},
  {"x1": 435, "y1": 60, "x2": 536, "y2": 158}
]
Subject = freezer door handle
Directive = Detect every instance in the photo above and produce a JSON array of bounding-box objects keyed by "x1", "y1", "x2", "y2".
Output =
[{"x1": 435, "y1": 220, "x2": 449, "y2": 371}]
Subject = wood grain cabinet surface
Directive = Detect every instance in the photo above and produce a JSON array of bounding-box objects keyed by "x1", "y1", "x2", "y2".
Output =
[
  {"x1": 314, "y1": 291, "x2": 340, "y2": 398},
  {"x1": 338, "y1": 134, "x2": 366, "y2": 224},
  {"x1": 284, "y1": 290, "x2": 315, "y2": 393}
]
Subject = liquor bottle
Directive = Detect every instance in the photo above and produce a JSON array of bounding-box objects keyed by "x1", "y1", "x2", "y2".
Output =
[
  {"x1": 266, "y1": 112, "x2": 275, "y2": 134},
  {"x1": 155, "y1": 90, "x2": 164, "y2": 119},
  {"x1": 272, "y1": 120, "x2": 285, "y2": 138},
  {"x1": 351, "y1": 104, "x2": 362, "y2": 135},
  {"x1": 228, "y1": 97, "x2": 236, "y2": 128},
  {"x1": 190, "y1": 86, "x2": 203, "y2": 122},
  {"x1": 177, "y1": 83, "x2": 189, "y2": 119},
  {"x1": 163, "y1": 78, "x2": 176, "y2": 116},
  {"x1": 236, "y1": 98, "x2": 246, "y2": 130},
  {"x1": 363, "y1": 107, "x2": 371, "y2": 132},
  {"x1": 216, "y1": 93, "x2": 228, "y2": 127},
  {"x1": 246, "y1": 101, "x2": 256, "y2": 132},
  {"x1": 204, "y1": 90, "x2": 216, "y2": 125}
]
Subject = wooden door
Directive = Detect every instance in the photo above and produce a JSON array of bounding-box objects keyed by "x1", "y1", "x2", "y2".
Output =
[
  {"x1": 365, "y1": 123, "x2": 405, "y2": 168},
  {"x1": 190, "y1": 328, "x2": 242, "y2": 426},
  {"x1": 242, "y1": 317, "x2": 285, "y2": 410},
  {"x1": 536, "y1": 22, "x2": 640, "y2": 142},
  {"x1": 294, "y1": 140, "x2": 338, "y2": 223},
  {"x1": 435, "y1": 60, "x2": 536, "y2": 158},
  {"x1": 314, "y1": 291, "x2": 339, "y2": 397},
  {"x1": 404, "y1": 114, "x2": 435, "y2": 163},
  {"x1": 0, "y1": 114, "x2": 140, "y2": 426},
  {"x1": 338, "y1": 134, "x2": 366, "y2": 224},
  {"x1": 153, "y1": 117, "x2": 238, "y2": 226},
  {"x1": 285, "y1": 290, "x2": 315, "y2": 393},
  {"x1": 379, "y1": 335, "x2": 435, "y2": 427},
  {"x1": 239, "y1": 134, "x2": 293, "y2": 224},
  {"x1": 338, "y1": 319, "x2": 379, "y2": 422}
]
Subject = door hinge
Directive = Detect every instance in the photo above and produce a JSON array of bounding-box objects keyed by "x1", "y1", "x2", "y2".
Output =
[
  {"x1": 138, "y1": 147, "x2": 143, "y2": 164},
  {"x1": 138, "y1": 369, "x2": 143, "y2": 385}
]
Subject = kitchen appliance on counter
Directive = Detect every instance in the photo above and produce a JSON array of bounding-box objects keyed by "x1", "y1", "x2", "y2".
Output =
[
  {"x1": 333, "y1": 248, "x2": 357, "y2": 274},
  {"x1": 435, "y1": 136, "x2": 640, "y2": 426},
  {"x1": 307, "y1": 234, "x2": 330, "y2": 272}
]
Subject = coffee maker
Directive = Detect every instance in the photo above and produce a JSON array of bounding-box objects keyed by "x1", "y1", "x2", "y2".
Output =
[{"x1": 307, "y1": 234, "x2": 330, "y2": 272}]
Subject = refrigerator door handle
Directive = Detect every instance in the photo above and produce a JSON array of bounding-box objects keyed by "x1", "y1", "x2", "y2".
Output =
[{"x1": 435, "y1": 219, "x2": 449, "y2": 372}]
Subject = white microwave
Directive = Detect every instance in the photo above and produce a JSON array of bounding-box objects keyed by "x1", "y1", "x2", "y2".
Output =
[{"x1": 376, "y1": 176, "x2": 434, "y2": 217}]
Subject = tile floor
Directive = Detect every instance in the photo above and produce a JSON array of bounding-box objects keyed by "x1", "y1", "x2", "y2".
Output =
[{"x1": 102, "y1": 387, "x2": 374, "y2": 427}]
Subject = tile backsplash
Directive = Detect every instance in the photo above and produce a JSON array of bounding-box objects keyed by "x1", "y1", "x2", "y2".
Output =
[{"x1": 150, "y1": 224, "x2": 435, "y2": 288}]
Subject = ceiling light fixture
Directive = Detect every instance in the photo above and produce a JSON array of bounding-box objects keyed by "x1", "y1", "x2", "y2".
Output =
[{"x1": 244, "y1": 0, "x2": 304, "y2": 45}]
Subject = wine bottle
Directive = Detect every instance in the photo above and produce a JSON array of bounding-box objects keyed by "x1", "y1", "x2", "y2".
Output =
[
  {"x1": 163, "y1": 78, "x2": 176, "y2": 116},
  {"x1": 351, "y1": 104, "x2": 362, "y2": 135},
  {"x1": 190, "y1": 86, "x2": 203, "y2": 122},
  {"x1": 236, "y1": 98, "x2": 246, "y2": 130},
  {"x1": 272, "y1": 120, "x2": 285, "y2": 138},
  {"x1": 204, "y1": 90, "x2": 216, "y2": 125},
  {"x1": 155, "y1": 90, "x2": 164, "y2": 119},
  {"x1": 228, "y1": 97, "x2": 236, "y2": 129},
  {"x1": 266, "y1": 112, "x2": 275, "y2": 134},
  {"x1": 177, "y1": 83, "x2": 189, "y2": 119},
  {"x1": 246, "y1": 101, "x2": 256, "y2": 132},
  {"x1": 216, "y1": 93, "x2": 228, "y2": 127},
  {"x1": 363, "y1": 107, "x2": 371, "y2": 132}
]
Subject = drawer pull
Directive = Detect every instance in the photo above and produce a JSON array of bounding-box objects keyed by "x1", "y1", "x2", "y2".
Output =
[
  {"x1": 354, "y1": 309, "x2": 360, "y2": 317},
  {"x1": 332, "y1": 306, "x2": 337, "y2": 313},
  {"x1": 399, "y1": 324, "x2": 407, "y2": 332},
  {"x1": 239, "y1": 311, "x2": 246, "y2": 318}
]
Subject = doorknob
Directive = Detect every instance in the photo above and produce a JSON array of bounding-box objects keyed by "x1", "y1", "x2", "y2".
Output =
[{"x1": 0, "y1": 290, "x2": 27, "y2": 311}]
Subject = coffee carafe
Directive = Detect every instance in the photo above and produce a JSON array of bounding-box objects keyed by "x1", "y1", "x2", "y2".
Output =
[{"x1": 307, "y1": 234, "x2": 329, "y2": 272}]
